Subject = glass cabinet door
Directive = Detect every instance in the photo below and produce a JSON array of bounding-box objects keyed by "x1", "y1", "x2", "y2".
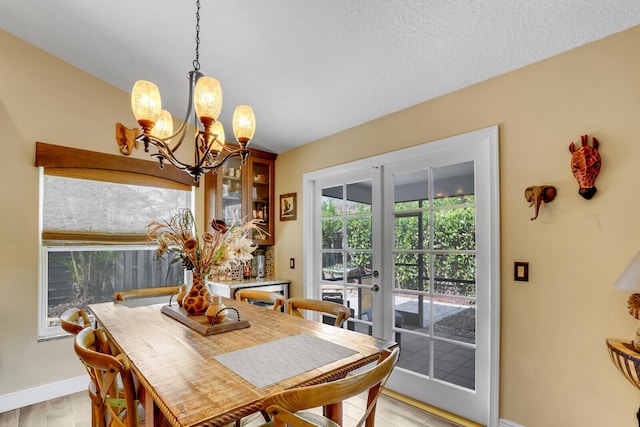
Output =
[
  {"x1": 219, "y1": 157, "x2": 244, "y2": 226},
  {"x1": 248, "y1": 157, "x2": 274, "y2": 245},
  {"x1": 204, "y1": 151, "x2": 276, "y2": 246}
]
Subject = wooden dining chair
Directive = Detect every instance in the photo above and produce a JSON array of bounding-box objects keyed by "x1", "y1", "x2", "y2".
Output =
[
  {"x1": 259, "y1": 347, "x2": 399, "y2": 427},
  {"x1": 286, "y1": 298, "x2": 351, "y2": 327},
  {"x1": 113, "y1": 285, "x2": 179, "y2": 302},
  {"x1": 61, "y1": 308, "x2": 108, "y2": 427},
  {"x1": 235, "y1": 289, "x2": 285, "y2": 311},
  {"x1": 60, "y1": 307, "x2": 93, "y2": 335},
  {"x1": 74, "y1": 327, "x2": 146, "y2": 427}
]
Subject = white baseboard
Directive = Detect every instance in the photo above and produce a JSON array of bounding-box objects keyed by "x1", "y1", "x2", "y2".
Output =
[
  {"x1": 499, "y1": 419, "x2": 525, "y2": 427},
  {"x1": 0, "y1": 375, "x2": 88, "y2": 413}
]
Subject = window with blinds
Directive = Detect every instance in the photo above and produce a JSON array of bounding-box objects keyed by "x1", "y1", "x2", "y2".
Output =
[{"x1": 36, "y1": 143, "x2": 194, "y2": 338}]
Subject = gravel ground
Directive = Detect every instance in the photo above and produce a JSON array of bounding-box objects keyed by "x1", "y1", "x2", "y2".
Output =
[{"x1": 434, "y1": 307, "x2": 476, "y2": 339}]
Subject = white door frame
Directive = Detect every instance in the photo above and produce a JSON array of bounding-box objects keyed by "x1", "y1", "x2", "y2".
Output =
[{"x1": 303, "y1": 126, "x2": 500, "y2": 426}]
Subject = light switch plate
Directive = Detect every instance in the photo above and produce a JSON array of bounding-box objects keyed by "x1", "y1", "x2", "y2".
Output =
[{"x1": 514, "y1": 262, "x2": 529, "y2": 281}]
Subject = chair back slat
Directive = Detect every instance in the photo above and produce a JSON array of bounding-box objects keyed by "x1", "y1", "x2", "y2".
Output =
[
  {"x1": 286, "y1": 298, "x2": 350, "y2": 327},
  {"x1": 262, "y1": 347, "x2": 399, "y2": 427},
  {"x1": 74, "y1": 328, "x2": 141, "y2": 427},
  {"x1": 236, "y1": 289, "x2": 285, "y2": 311},
  {"x1": 60, "y1": 307, "x2": 92, "y2": 335},
  {"x1": 113, "y1": 286, "x2": 179, "y2": 301}
]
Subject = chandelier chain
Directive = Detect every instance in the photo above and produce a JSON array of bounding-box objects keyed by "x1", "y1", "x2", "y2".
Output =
[{"x1": 193, "y1": 0, "x2": 201, "y2": 71}]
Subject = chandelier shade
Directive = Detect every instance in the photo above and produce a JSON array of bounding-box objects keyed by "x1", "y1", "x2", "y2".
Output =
[
  {"x1": 131, "y1": 80, "x2": 162, "y2": 132},
  {"x1": 210, "y1": 121, "x2": 225, "y2": 152},
  {"x1": 151, "y1": 109, "x2": 174, "y2": 140},
  {"x1": 232, "y1": 105, "x2": 256, "y2": 143},
  {"x1": 194, "y1": 77, "x2": 223, "y2": 128},
  {"x1": 121, "y1": 0, "x2": 258, "y2": 183}
]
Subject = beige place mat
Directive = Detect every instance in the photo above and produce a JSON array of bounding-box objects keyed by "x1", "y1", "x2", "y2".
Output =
[{"x1": 214, "y1": 333, "x2": 357, "y2": 388}]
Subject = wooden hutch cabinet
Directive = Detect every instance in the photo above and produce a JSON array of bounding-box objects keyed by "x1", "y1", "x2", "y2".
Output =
[{"x1": 205, "y1": 147, "x2": 276, "y2": 245}]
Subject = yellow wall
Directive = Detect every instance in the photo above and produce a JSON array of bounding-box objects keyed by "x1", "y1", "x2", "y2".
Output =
[
  {"x1": 273, "y1": 26, "x2": 640, "y2": 426},
  {"x1": 0, "y1": 29, "x2": 205, "y2": 395},
  {"x1": 2, "y1": 23, "x2": 640, "y2": 426}
]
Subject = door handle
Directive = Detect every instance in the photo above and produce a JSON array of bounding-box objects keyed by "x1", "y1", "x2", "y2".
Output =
[{"x1": 370, "y1": 284, "x2": 379, "y2": 292}]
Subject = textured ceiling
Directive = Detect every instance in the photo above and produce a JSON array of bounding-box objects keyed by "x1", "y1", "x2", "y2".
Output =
[{"x1": 1, "y1": 1, "x2": 639, "y2": 154}]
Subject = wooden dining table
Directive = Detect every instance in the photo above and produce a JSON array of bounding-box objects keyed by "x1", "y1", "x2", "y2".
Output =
[{"x1": 89, "y1": 298, "x2": 396, "y2": 427}]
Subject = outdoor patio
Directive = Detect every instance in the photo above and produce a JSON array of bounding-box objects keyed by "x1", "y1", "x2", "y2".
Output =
[{"x1": 338, "y1": 291, "x2": 476, "y2": 391}]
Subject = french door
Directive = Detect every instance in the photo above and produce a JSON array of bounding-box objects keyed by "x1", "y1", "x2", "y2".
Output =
[
  {"x1": 307, "y1": 166, "x2": 384, "y2": 338},
  {"x1": 304, "y1": 126, "x2": 500, "y2": 426}
]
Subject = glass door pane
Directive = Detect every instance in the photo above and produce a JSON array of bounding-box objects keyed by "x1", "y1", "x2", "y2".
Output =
[
  {"x1": 320, "y1": 180, "x2": 375, "y2": 333},
  {"x1": 392, "y1": 161, "x2": 477, "y2": 390}
]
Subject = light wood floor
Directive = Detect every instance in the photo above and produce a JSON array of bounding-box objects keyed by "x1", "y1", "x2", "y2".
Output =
[{"x1": 0, "y1": 390, "x2": 460, "y2": 427}]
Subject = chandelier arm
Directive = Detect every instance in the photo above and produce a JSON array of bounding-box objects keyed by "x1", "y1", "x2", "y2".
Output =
[
  {"x1": 160, "y1": 146, "x2": 214, "y2": 183},
  {"x1": 196, "y1": 130, "x2": 219, "y2": 168},
  {"x1": 202, "y1": 130, "x2": 221, "y2": 155},
  {"x1": 166, "y1": 120, "x2": 188, "y2": 152},
  {"x1": 139, "y1": 133, "x2": 247, "y2": 182},
  {"x1": 139, "y1": 135, "x2": 193, "y2": 170},
  {"x1": 213, "y1": 147, "x2": 250, "y2": 168},
  {"x1": 159, "y1": 155, "x2": 191, "y2": 171},
  {"x1": 194, "y1": 126, "x2": 204, "y2": 168}
]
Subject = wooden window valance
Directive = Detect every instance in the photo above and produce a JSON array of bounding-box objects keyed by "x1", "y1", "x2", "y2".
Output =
[{"x1": 35, "y1": 141, "x2": 197, "y2": 189}]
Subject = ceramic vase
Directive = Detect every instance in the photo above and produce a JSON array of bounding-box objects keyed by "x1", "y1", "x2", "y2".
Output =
[
  {"x1": 176, "y1": 284, "x2": 188, "y2": 307},
  {"x1": 176, "y1": 270, "x2": 193, "y2": 307},
  {"x1": 205, "y1": 294, "x2": 228, "y2": 324},
  {"x1": 182, "y1": 271, "x2": 212, "y2": 315}
]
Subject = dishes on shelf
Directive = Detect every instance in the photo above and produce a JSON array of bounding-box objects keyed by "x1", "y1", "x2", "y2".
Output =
[
  {"x1": 253, "y1": 174, "x2": 267, "y2": 183},
  {"x1": 209, "y1": 155, "x2": 275, "y2": 246}
]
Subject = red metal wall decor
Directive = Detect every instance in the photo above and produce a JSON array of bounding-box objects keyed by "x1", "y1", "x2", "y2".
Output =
[{"x1": 569, "y1": 134, "x2": 601, "y2": 200}]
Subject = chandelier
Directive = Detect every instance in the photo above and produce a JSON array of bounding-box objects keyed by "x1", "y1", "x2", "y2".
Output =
[{"x1": 126, "y1": 0, "x2": 256, "y2": 183}]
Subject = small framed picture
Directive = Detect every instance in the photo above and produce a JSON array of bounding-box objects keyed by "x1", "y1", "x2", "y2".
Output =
[{"x1": 280, "y1": 193, "x2": 297, "y2": 221}]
